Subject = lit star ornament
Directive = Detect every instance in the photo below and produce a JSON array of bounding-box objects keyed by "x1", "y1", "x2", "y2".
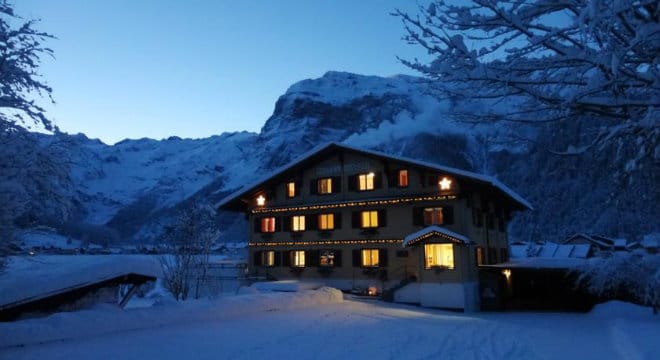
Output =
[
  {"x1": 256, "y1": 195, "x2": 266, "y2": 206},
  {"x1": 439, "y1": 177, "x2": 452, "y2": 190}
]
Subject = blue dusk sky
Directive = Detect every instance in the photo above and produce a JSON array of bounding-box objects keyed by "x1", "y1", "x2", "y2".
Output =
[{"x1": 16, "y1": 0, "x2": 427, "y2": 144}]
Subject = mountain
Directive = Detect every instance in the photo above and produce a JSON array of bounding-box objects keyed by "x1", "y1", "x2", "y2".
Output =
[{"x1": 2, "y1": 71, "x2": 658, "y2": 246}]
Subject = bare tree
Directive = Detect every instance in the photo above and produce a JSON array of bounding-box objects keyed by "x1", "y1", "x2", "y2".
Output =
[
  {"x1": 159, "y1": 202, "x2": 218, "y2": 301},
  {"x1": 394, "y1": 1, "x2": 660, "y2": 154}
]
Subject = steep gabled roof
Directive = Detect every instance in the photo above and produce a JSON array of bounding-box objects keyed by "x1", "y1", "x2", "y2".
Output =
[{"x1": 216, "y1": 142, "x2": 532, "y2": 211}]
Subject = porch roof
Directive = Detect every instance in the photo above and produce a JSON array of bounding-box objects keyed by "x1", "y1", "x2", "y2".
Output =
[{"x1": 403, "y1": 226, "x2": 470, "y2": 247}]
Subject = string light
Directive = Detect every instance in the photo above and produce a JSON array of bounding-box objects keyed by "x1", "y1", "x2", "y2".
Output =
[
  {"x1": 404, "y1": 231, "x2": 465, "y2": 247},
  {"x1": 250, "y1": 195, "x2": 457, "y2": 214},
  {"x1": 248, "y1": 239, "x2": 403, "y2": 247}
]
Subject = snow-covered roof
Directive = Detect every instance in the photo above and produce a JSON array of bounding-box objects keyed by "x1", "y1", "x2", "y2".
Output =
[
  {"x1": 216, "y1": 142, "x2": 532, "y2": 211},
  {"x1": 402, "y1": 226, "x2": 470, "y2": 247},
  {"x1": 0, "y1": 256, "x2": 161, "y2": 309},
  {"x1": 641, "y1": 233, "x2": 660, "y2": 249},
  {"x1": 510, "y1": 243, "x2": 592, "y2": 260},
  {"x1": 487, "y1": 257, "x2": 588, "y2": 269}
]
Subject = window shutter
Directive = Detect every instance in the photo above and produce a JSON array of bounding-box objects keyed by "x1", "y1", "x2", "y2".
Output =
[
  {"x1": 310, "y1": 179, "x2": 318, "y2": 195},
  {"x1": 352, "y1": 249, "x2": 361, "y2": 266},
  {"x1": 254, "y1": 218, "x2": 261, "y2": 232},
  {"x1": 334, "y1": 212, "x2": 342, "y2": 229},
  {"x1": 295, "y1": 179, "x2": 302, "y2": 197},
  {"x1": 253, "y1": 251, "x2": 262, "y2": 266},
  {"x1": 348, "y1": 175, "x2": 357, "y2": 191},
  {"x1": 378, "y1": 210, "x2": 387, "y2": 227},
  {"x1": 379, "y1": 249, "x2": 388, "y2": 267},
  {"x1": 281, "y1": 216, "x2": 291, "y2": 232},
  {"x1": 308, "y1": 214, "x2": 318, "y2": 230},
  {"x1": 442, "y1": 206, "x2": 454, "y2": 225},
  {"x1": 351, "y1": 211, "x2": 360, "y2": 228},
  {"x1": 332, "y1": 176, "x2": 341, "y2": 192},
  {"x1": 307, "y1": 250, "x2": 319, "y2": 267},
  {"x1": 334, "y1": 250, "x2": 342, "y2": 267},
  {"x1": 374, "y1": 172, "x2": 383, "y2": 189},
  {"x1": 283, "y1": 251, "x2": 291, "y2": 267},
  {"x1": 387, "y1": 171, "x2": 397, "y2": 188},
  {"x1": 420, "y1": 172, "x2": 426, "y2": 186},
  {"x1": 500, "y1": 248, "x2": 508, "y2": 263},
  {"x1": 274, "y1": 251, "x2": 282, "y2": 266},
  {"x1": 412, "y1": 207, "x2": 424, "y2": 226},
  {"x1": 498, "y1": 217, "x2": 505, "y2": 232}
]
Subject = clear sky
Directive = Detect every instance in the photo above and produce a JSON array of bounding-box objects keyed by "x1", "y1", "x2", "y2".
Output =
[{"x1": 15, "y1": 0, "x2": 426, "y2": 144}]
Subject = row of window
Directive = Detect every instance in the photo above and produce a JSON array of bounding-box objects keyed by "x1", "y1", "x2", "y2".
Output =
[
  {"x1": 254, "y1": 244, "x2": 455, "y2": 269},
  {"x1": 280, "y1": 170, "x2": 451, "y2": 198},
  {"x1": 255, "y1": 207, "x2": 454, "y2": 233}
]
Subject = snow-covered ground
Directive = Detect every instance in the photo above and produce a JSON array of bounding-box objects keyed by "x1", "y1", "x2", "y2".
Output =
[
  {"x1": 1, "y1": 293, "x2": 658, "y2": 359},
  {"x1": 1, "y1": 255, "x2": 658, "y2": 359}
]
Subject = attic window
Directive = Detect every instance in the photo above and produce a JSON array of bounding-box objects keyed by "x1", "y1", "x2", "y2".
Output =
[
  {"x1": 318, "y1": 178, "x2": 333, "y2": 194},
  {"x1": 287, "y1": 182, "x2": 296, "y2": 198},
  {"x1": 358, "y1": 173, "x2": 375, "y2": 191},
  {"x1": 398, "y1": 170, "x2": 408, "y2": 187}
]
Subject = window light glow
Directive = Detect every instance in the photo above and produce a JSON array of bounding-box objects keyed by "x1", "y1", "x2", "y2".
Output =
[
  {"x1": 424, "y1": 243, "x2": 454, "y2": 269},
  {"x1": 292, "y1": 250, "x2": 305, "y2": 267},
  {"x1": 398, "y1": 170, "x2": 408, "y2": 187},
  {"x1": 361, "y1": 249, "x2": 379, "y2": 267},
  {"x1": 318, "y1": 178, "x2": 333, "y2": 194},
  {"x1": 287, "y1": 182, "x2": 296, "y2": 198},
  {"x1": 292, "y1": 215, "x2": 305, "y2": 231},
  {"x1": 318, "y1": 214, "x2": 334, "y2": 230},
  {"x1": 361, "y1": 210, "x2": 379, "y2": 228},
  {"x1": 358, "y1": 172, "x2": 375, "y2": 191}
]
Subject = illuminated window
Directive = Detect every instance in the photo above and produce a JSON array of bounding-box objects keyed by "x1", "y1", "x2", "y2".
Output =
[
  {"x1": 424, "y1": 244, "x2": 454, "y2": 269},
  {"x1": 291, "y1": 215, "x2": 305, "y2": 232},
  {"x1": 287, "y1": 182, "x2": 296, "y2": 198},
  {"x1": 291, "y1": 250, "x2": 305, "y2": 267},
  {"x1": 398, "y1": 170, "x2": 408, "y2": 187},
  {"x1": 361, "y1": 211, "x2": 379, "y2": 228},
  {"x1": 318, "y1": 178, "x2": 333, "y2": 194},
  {"x1": 423, "y1": 208, "x2": 444, "y2": 225},
  {"x1": 263, "y1": 250, "x2": 275, "y2": 266},
  {"x1": 260, "y1": 217, "x2": 276, "y2": 233},
  {"x1": 361, "y1": 249, "x2": 379, "y2": 267},
  {"x1": 358, "y1": 172, "x2": 375, "y2": 191},
  {"x1": 439, "y1": 177, "x2": 452, "y2": 190},
  {"x1": 318, "y1": 214, "x2": 335, "y2": 230},
  {"x1": 320, "y1": 250, "x2": 335, "y2": 266}
]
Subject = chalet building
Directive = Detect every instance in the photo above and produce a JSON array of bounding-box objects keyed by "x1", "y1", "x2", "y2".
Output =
[{"x1": 217, "y1": 142, "x2": 531, "y2": 310}]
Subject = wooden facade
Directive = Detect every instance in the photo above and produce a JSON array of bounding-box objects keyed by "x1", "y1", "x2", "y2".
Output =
[{"x1": 217, "y1": 143, "x2": 531, "y2": 310}]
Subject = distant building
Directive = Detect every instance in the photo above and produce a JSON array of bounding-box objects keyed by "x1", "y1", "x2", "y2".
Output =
[{"x1": 217, "y1": 142, "x2": 531, "y2": 310}]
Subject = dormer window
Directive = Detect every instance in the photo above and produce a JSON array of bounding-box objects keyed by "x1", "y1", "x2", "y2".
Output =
[{"x1": 358, "y1": 172, "x2": 375, "y2": 191}]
